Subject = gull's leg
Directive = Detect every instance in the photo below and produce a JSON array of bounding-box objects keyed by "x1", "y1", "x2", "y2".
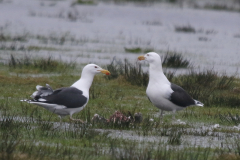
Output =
[
  {"x1": 160, "y1": 109, "x2": 164, "y2": 123},
  {"x1": 172, "y1": 110, "x2": 176, "y2": 121},
  {"x1": 70, "y1": 115, "x2": 84, "y2": 123},
  {"x1": 56, "y1": 115, "x2": 64, "y2": 129},
  {"x1": 58, "y1": 115, "x2": 62, "y2": 122},
  {"x1": 59, "y1": 115, "x2": 63, "y2": 125}
]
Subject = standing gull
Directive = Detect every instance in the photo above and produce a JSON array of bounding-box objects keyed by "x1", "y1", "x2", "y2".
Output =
[
  {"x1": 21, "y1": 64, "x2": 110, "y2": 123},
  {"x1": 138, "y1": 52, "x2": 203, "y2": 121}
]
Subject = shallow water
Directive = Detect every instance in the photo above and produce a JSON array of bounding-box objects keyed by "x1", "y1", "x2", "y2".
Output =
[
  {"x1": 0, "y1": 0, "x2": 239, "y2": 76},
  {"x1": 1, "y1": 112, "x2": 240, "y2": 150}
]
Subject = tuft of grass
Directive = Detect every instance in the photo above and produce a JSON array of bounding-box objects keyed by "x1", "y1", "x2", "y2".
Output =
[
  {"x1": 7, "y1": 54, "x2": 76, "y2": 73},
  {"x1": 124, "y1": 47, "x2": 154, "y2": 53},
  {"x1": 124, "y1": 47, "x2": 142, "y2": 53},
  {"x1": 204, "y1": 4, "x2": 240, "y2": 12},
  {"x1": 105, "y1": 58, "x2": 124, "y2": 80},
  {"x1": 0, "y1": 32, "x2": 27, "y2": 42},
  {"x1": 172, "y1": 69, "x2": 236, "y2": 106},
  {"x1": 167, "y1": 127, "x2": 182, "y2": 145},
  {"x1": 105, "y1": 58, "x2": 149, "y2": 86},
  {"x1": 27, "y1": 46, "x2": 57, "y2": 51},
  {"x1": 73, "y1": 0, "x2": 95, "y2": 5},
  {"x1": 219, "y1": 113, "x2": 240, "y2": 125},
  {"x1": 0, "y1": 43, "x2": 25, "y2": 51},
  {"x1": 105, "y1": 52, "x2": 189, "y2": 87},
  {"x1": 143, "y1": 21, "x2": 162, "y2": 26},
  {"x1": 162, "y1": 51, "x2": 190, "y2": 68},
  {"x1": 175, "y1": 25, "x2": 196, "y2": 33}
]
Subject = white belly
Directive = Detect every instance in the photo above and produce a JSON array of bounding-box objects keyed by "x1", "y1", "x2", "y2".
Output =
[
  {"x1": 146, "y1": 83, "x2": 184, "y2": 112},
  {"x1": 30, "y1": 102, "x2": 87, "y2": 116}
]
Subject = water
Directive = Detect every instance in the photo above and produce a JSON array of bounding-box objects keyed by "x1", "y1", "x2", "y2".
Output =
[{"x1": 0, "y1": 0, "x2": 239, "y2": 76}]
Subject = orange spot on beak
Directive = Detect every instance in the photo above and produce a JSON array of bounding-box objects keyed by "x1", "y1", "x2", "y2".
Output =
[
  {"x1": 100, "y1": 69, "x2": 111, "y2": 75},
  {"x1": 138, "y1": 55, "x2": 145, "y2": 61}
]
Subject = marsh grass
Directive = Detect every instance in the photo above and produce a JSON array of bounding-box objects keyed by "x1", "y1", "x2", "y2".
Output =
[
  {"x1": 167, "y1": 127, "x2": 182, "y2": 145},
  {"x1": 162, "y1": 50, "x2": 191, "y2": 68},
  {"x1": 8, "y1": 54, "x2": 76, "y2": 73},
  {"x1": 0, "y1": 114, "x2": 25, "y2": 160},
  {"x1": 73, "y1": 0, "x2": 95, "y2": 5},
  {"x1": 175, "y1": 25, "x2": 196, "y2": 33},
  {"x1": 204, "y1": 4, "x2": 240, "y2": 12},
  {"x1": 0, "y1": 106, "x2": 110, "y2": 160},
  {"x1": 0, "y1": 32, "x2": 27, "y2": 42},
  {"x1": 105, "y1": 58, "x2": 177, "y2": 87},
  {"x1": 105, "y1": 58, "x2": 149, "y2": 86},
  {"x1": 110, "y1": 139, "x2": 215, "y2": 160},
  {"x1": 27, "y1": 46, "x2": 58, "y2": 51},
  {"x1": 124, "y1": 47, "x2": 154, "y2": 53},
  {"x1": 172, "y1": 69, "x2": 236, "y2": 106},
  {"x1": 100, "y1": 0, "x2": 181, "y2": 3},
  {"x1": 0, "y1": 43, "x2": 25, "y2": 51},
  {"x1": 1, "y1": 54, "x2": 240, "y2": 159},
  {"x1": 219, "y1": 113, "x2": 240, "y2": 125}
]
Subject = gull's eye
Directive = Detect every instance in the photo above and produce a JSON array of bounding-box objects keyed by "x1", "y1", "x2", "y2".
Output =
[
  {"x1": 95, "y1": 66, "x2": 98, "y2": 68},
  {"x1": 147, "y1": 54, "x2": 149, "y2": 56}
]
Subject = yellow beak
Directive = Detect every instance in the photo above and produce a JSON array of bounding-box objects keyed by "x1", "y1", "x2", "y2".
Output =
[
  {"x1": 138, "y1": 55, "x2": 145, "y2": 61},
  {"x1": 100, "y1": 69, "x2": 111, "y2": 75}
]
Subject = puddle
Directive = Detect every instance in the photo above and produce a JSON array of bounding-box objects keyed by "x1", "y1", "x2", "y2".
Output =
[{"x1": 1, "y1": 113, "x2": 240, "y2": 149}]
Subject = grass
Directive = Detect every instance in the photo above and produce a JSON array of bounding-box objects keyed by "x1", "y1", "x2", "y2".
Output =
[
  {"x1": 124, "y1": 47, "x2": 154, "y2": 53},
  {"x1": 6, "y1": 54, "x2": 76, "y2": 73},
  {"x1": 105, "y1": 54, "x2": 189, "y2": 87},
  {"x1": 162, "y1": 50, "x2": 190, "y2": 68},
  {"x1": 73, "y1": 0, "x2": 95, "y2": 5},
  {"x1": 105, "y1": 58, "x2": 149, "y2": 86},
  {"x1": 27, "y1": 46, "x2": 58, "y2": 51},
  {"x1": 175, "y1": 25, "x2": 196, "y2": 33},
  {"x1": 0, "y1": 32, "x2": 28, "y2": 42},
  {"x1": 204, "y1": 4, "x2": 240, "y2": 12},
  {"x1": 172, "y1": 69, "x2": 237, "y2": 107},
  {"x1": 1, "y1": 55, "x2": 240, "y2": 159},
  {"x1": 100, "y1": 0, "x2": 181, "y2": 3}
]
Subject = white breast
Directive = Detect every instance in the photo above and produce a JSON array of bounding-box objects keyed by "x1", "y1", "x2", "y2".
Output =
[{"x1": 146, "y1": 82, "x2": 184, "y2": 111}]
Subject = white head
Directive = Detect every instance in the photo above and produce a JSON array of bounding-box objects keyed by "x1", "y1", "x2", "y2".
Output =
[
  {"x1": 71, "y1": 64, "x2": 110, "y2": 91},
  {"x1": 81, "y1": 64, "x2": 110, "y2": 76},
  {"x1": 138, "y1": 52, "x2": 161, "y2": 64},
  {"x1": 138, "y1": 52, "x2": 166, "y2": 80}
]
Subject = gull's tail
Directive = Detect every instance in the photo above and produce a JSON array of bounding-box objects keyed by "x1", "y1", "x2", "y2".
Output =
[
  {"x1": 194, "y1": 100, "x2": 204, "y2": 107},
  {"x1": 30, "y1": 84, "x2": 53, "y2": 100},
  {"x1": 20, "y1": 84, "x2": 53, "y2": 102}
]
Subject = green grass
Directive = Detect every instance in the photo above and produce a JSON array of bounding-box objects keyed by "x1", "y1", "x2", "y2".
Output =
[
  {"x1": 27, "y1": 46, "x2": 58, "y2": 51},
  {"x1": 162, "y1": 50, "x2": 191, "y2": 68},
  {"x1": 73, "y1": 0, "x2": 95, "y2": 5},
  {"x1": 124, "y1": 47, "x2": 154, "y2": 53},
  {"x1": 6, "y1": 54, "x2": 76, "y2": 73},
  {"x1": 1, "y1": 57, "x2": 240, "y2": 159}
]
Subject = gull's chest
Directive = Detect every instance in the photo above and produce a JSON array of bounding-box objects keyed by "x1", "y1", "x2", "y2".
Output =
[
  {"x1": 146, "y1": 82, "x2": 172, "y2": 106},
  {"x1": 146, "y1": 83, "x2": 172, "y2": 110}
]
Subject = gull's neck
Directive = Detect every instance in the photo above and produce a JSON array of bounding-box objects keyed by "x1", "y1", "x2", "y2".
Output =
[
  {"x1": 149, "y1": 61, "x2": 170, "y2": 85},
  {"x1": 71, "y1": 70, "x2": 94, "y2": 94}
]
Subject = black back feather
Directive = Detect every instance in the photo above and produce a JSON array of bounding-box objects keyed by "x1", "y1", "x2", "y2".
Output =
[
  {"x1": 31, "y1": 84, "x2": 88, "y2": 108},
  {"x1": 42, "y1": 87, "x2": 88, "y2": 108},
  {"x1": 169, "y1": 83, "x2": 195, "y2": 107}
]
